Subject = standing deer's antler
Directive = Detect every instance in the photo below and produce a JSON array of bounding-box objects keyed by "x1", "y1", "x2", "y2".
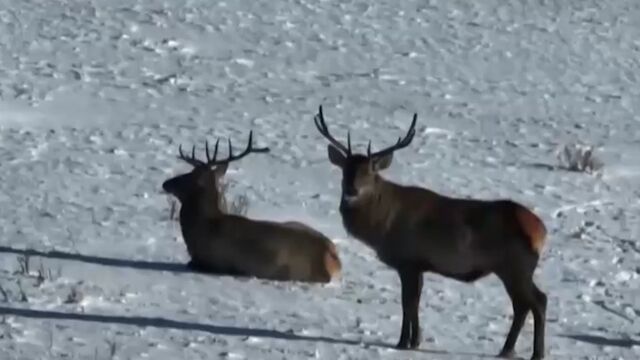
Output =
[
  {"x1": 177, "y1": 131, "x2": 269, "y2": 167},
  {"x1": 313, "y1": 105, "x2": 352, "y2": 155},
  {"x1": 314, "y1": 105, "x2": 418, "y2": 159},
  {"x1": 367, "y1": 113, "x2": 417, "y2": 159}
]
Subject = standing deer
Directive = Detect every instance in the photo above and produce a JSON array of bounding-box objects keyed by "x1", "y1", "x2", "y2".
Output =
[
  {"x1": 313, "y1": 106, "x2": 548, "y2": 359},
  {"x1": 162, "y1": 131, "x2": 341, "y2": 283}
]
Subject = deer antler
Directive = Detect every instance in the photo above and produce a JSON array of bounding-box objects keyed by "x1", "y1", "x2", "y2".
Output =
[
  {"x1": 367, "y1": 113, "x2": 417, "y2": 159},
  {"x1": 204, "y1": 139, "x2": 220, "y2": 164},
  {"x1": 207, "y1": 130, "x2": 270, "y2": 166},
  {"x1": 313, "y1": 105, "x2": 352, "y2": 155},
  {"x1": 177, "y1": 131, "x2": 269, "y2": 167},
  {"x1": 178, "y1": 144, "x2": 206, "y2": 167}
]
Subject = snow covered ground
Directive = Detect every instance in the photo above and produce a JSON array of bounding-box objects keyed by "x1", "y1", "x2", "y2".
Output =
[{"x1": 1, "y1": 0, "x2": 639, "y2": 359}]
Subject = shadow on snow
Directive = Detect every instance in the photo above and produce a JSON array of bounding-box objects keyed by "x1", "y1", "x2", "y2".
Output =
[
  {"x1": 0, "y1": 306, "x2": 497, "y2": 358},
  {"x1": 0, "y1": 244, "x2": 502, "y2": 358},
  {"x1": 562, "y1": 334, "x2": 640, "y2": 348},
  {"x1": 0, "y1": 306, "x2": 364, "y2": 346},
  {"x1": 0, "y1": 245, "x2": 192, "y2": 274}
]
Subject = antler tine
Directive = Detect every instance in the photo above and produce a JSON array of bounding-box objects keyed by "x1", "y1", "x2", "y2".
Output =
[
  {"x1": 243, "y1": 130, "x2": 269, "y2": 153},
  {"x1": 246, "y1": 130, "x2": 270, "y2": 154},
  {"x1": 313, "y1": 105, "x2": 350, "y2": 155},
  {"x1": 204, "y1": 139, "x2": 221, "y2": 164},
  {"x1": 213, "y1": 138, "x2": 220, "y2": 162},
  {"x1": 177, "y1": 143, "x2": 205, "y2": 167},
  {"x1": 368, "y1": 113, "x2": 418, "y2": 159},
  {"x1": 208, "y1": 130, "x2": 270, "y2": 166}
]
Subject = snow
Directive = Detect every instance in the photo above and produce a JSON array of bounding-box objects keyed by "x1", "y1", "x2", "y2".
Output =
[{"x1": 0, "y1": 0, "x2": 639, "y2": 359}]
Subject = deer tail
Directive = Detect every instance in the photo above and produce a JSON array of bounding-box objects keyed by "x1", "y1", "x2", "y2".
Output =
[
  {"x1": 514, "y1": 204, "x2": 547, "y2": 255},
  {"x1": 323, "y1": 242, "x2": 342, "y2": 280}
]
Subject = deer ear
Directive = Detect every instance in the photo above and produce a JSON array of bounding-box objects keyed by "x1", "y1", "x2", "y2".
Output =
[
  {"x1": 372, "y1": 153, "x2": 393, "y2": 171},
  {"x1": 327, "y1": 145, "x2": 346, "y2": 168},
  {"x1": 213, "y1": 163, "x2": 228, "y2": 178}
]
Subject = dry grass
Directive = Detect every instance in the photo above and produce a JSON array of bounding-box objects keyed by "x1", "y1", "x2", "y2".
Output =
[
  {"x1": 64, "y1": 286, "x2": 83, "y2": 304},
  {"x1": 219, "y1": 180, "x2": 249, "y2": 216},
  {"x1": 556, "y1": 143, "x2": 604, "y2": 174}
]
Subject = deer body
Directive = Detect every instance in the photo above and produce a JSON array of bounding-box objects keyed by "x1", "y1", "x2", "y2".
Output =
[
  {"x1": 339, "y1": 180, "x2": 545, "y2": 280},
  {"x1": 180, "y1": 209, "x2": 340, "y2": 282},
  {"x1": 164, "y1": 132, "x2": 341, "y2": 283},
  {"x1": 314, "y1": 106, "x2": 547, "y2": 360}
]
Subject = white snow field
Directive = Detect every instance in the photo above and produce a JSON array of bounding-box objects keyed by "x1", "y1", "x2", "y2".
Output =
[{"x1": 1, "y1": 0, "x2": 639, "y2": 359}]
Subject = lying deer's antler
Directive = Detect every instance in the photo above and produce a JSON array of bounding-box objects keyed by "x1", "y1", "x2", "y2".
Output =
[
  {"x1": 177, "y1": 131, "x2": 269, "y2": 167},
  {"x1": 208, "y1": 131, "x2": 270, "y2": 166}
]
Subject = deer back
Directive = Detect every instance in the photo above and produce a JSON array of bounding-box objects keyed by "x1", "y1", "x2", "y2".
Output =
[{"x1": 187, "y1": 214, "x2": 340, "y2": 283}]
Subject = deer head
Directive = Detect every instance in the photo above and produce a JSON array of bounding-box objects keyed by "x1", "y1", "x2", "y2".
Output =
[
  {"x1": 314, "y1": 106, "x2": 417, "y2": 202},
  {"x1": 162, "y1": 131, "x2": 269, "y2": 207}
]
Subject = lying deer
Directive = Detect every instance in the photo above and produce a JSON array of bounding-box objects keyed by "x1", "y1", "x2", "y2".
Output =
[
  {"x1": 162, "y1": 131, "x2": 341, "y2": 283},
  {"x1": 313, "y1": 106, "x2": 548, "y2": 359}
]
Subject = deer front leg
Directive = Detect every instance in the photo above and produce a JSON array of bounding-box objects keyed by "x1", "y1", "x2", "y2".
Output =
[{"x1": 396, "y1": 267, "x2": 423, "y2": 349}]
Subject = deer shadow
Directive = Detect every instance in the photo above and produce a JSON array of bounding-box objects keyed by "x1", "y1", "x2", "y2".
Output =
[
  {"x1": 0, "y1": 245, "x2": 299, "y2": 280},
  {"x1": 0, "y1": 245, "x2": 229, "y2": 276},
  {"x1": 0, "y1": 306, "x2": 362, "y2": 346},
  {"x1": 0, "y1": 305, "x2": 497, "y2": 358},
  {"x1": 371, "y1": 342, "x2": 501, "y2": 359},
  {"x1": 561, "y1": 333, "x2": 640, "y2": 348},
  {"x1": 0, "y1": 245, "x2": 504, "y2": 358}
]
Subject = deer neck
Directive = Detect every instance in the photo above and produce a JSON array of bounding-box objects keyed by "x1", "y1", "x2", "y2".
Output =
[
  {"x1": 178, "y1": 193, "x2": 224, "y2": 237},
  {"x1": 339, "y1": 177, "x2": 396, "y2": 248},
  {"x1": 178, "y1": 193, "x2": 228, "y2": 262}
]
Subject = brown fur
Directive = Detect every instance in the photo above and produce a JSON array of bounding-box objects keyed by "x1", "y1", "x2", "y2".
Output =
[
  {"x1": 179, "y1": 211, "x2": 339, "y2": 283},
  {"x1": 323, "y1": 242, "x2": 342, "y2": 280},
  {"x1": 163, "y1": 136, "x2": 341, "y2": 283},
  {"x1": 515, "y1": 205, "x2": 547, "y2": 255}
]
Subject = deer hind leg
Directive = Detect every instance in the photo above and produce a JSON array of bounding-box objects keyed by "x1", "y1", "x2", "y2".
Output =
[
  {"x1": 531, "y1": 283, "x2": 547, "y2": 360},
  {"x1": 497, "y1": 257, "x2": 547, "y2": 360},
  {"x1": 497, "y1": 279, "x2": 530, "y2": 358},
  {"x1": 396, "y1": 267, "x2": 423, "y2": 349}
]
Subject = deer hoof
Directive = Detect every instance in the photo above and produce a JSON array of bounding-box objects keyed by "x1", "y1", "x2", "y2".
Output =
[
  {"x1": 530, "y1": 352, "x2": 544, "y2": 360},
  {"x1": 498, "y1": 349, "x2": 516, "y2": 358},
  {"x1": 409, "y1": 336, "x2": 421, "y2": 349},
  {"x1": 395, "y1": 339, "x2": 420, "y2": 350},
  {"x1": 395, "y1": 339, "x2": 410, "y2": 350}
]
